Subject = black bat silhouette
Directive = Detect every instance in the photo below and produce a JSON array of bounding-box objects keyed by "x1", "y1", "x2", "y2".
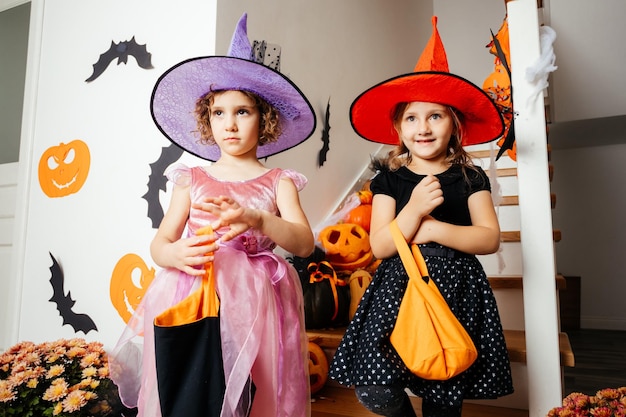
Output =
[
  {"x1": 318, "y1": 98, "x2": 331, "y2": 167},
  {"x1": 85, "y1": 36, "x2": 153, "y2": 82},
  {"x1": 48, "y1": 252, "x2": 98, "y2": 334},
  {"x1": 490, "y1": 29, "x2": 515, "y2": 161},
  {"x1": 142, "y1": 143, "x2": 184, "y2": 228}
]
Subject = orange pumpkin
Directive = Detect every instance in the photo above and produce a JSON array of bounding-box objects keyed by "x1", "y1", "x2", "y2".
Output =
[
  {"x1": 308, "y1": 342, "x2": 329, "y2": 394},
  {"x1": 318, "y1": 223, "x2": 373, "y2": 271},
  {"x1": 345, "y1": 204, "x2": 372, "y2": 233},
  {"x1": 38, "y1": 140, "x2": 91, "y2": 197},
  {"x1": 357, "y1": 189, "x2": 373, "y2": 205},
  {"x1": 110, "y1": 253, "x2": 155, "y2": 323}
]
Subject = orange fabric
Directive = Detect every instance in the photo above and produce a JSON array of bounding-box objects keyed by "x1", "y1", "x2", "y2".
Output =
[
  {"x1": 414, "y1": 16, "x2": 449, "y2": 73},
  {"x1": 154, "y1": 226, "x2": 218, "y2": 326},
  {"x1": 388, "y1": 220, "x2": 477, "y2": 380}
]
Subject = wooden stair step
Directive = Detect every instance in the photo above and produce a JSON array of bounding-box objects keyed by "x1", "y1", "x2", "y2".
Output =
[
  {"x1": 488, "y1": 274, "x2": 566, "y2": 290},
  {"x1": 500, "y1": 193, "x2": 556, "y2": 208},
  {"x1": 307, "y1": 328, "x2": 575, "y2": 367},
  {"x1": 469, "y1": 144, "x2": 551, "y2": 160},
  {"x1": 501, "y1": 230, "x2": 561, "y2": 242},
  {"x1": 504, "y1": 329, "x2": 575, "y2": 367},
  {"x1": 484, "y1": 165, "x2": 553, "y2": 181}
]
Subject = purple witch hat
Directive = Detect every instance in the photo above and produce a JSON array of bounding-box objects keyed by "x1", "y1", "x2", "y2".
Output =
[{"x1": 151, "y1": 13, "x2": 316, "y2": 161}]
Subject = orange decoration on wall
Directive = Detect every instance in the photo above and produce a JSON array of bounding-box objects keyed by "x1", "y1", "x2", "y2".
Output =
[
  {"x1": 484, "y1": 16, "x2": 516, "y2": 161},
  {"x1": 38, "y1": 139, "x2": 91, "y2": 197},
  {"x1": 110, "y1": 253, "x2": 155, "y2": 323}
]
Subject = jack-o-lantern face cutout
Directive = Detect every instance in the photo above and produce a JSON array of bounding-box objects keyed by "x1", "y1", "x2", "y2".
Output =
[
  {"x1": 318, "y1": 223, "x2": 373, "y2": 271},
  {"x1": 38, "y1": 139, "x2": 91, "y2": 197},
  {"x1": 110, "y1": 253, "x2": 155, "y2": 323},
  {"x1": 308, "y1": 342, "x2": 329, "y2": 394}
]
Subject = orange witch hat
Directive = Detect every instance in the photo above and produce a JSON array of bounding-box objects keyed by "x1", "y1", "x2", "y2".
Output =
[{"x1": 350, "y1": 16, "x2": 504, "y2": 147}]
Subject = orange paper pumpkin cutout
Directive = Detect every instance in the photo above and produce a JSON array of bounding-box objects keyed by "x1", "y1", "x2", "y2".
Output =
[
  {"x1": 38, "y1": 140, "x2": 91, "y2": 197},
  {"x1": 110, "y1": 253, "x2": 156, "y2": 323}
]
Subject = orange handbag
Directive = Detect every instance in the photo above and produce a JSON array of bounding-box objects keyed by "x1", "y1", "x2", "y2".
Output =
[{"x1": 389, "y1": 220, "x2": 477, "y2": 380}]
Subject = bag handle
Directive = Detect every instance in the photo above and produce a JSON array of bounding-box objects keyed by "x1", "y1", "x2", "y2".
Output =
[
  {"x1": 389, "y1": 219, "x2": 430, "y2": 282},
  {"x1": 389, "y1": 219, "x2": 452, "y2": 307},
  {"x1": 196, "y1": 226, "x2": 219, "y2": 317}
]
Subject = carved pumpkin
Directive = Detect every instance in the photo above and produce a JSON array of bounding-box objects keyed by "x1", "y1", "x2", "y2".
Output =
[
  {"x1": 110, "y1": 253, "x2": 155, "y2": 323},
  {"x1": 308, "y1": 342, "x2": 329, "y2": 394},
  {"x1": 38, "y1": 140, "x2": 91, "y2": 197},
  {"x1": 348, "y1": 269, "x2": 373, "y2": 320},
  {"x1": 345, "y1": 204, "x2": 372, "y2": 233},
  {"x1": 318, "y1": 223, "x2": 373, "y2": 271}
]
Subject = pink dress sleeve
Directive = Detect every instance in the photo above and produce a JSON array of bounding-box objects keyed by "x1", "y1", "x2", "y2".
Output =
[
  {"x1": 164, "y1": 163, "x2": 192, "y2": 187},
  {"x1": 280, "y1": 169, "x2": 307, "y2": 191}
]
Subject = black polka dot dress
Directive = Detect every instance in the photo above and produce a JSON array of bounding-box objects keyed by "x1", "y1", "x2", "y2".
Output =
[{"x1": 328, "y1": 164, "x2": 514, "y2": 407}]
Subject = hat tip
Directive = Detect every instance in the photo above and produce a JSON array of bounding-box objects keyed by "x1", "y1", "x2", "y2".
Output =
[
  {"x1": 227, "y1": 12, "x2": 252, "y2": 59},
  {"x1": 413, "y1": 15, "x2": 449, "y2": 73}
]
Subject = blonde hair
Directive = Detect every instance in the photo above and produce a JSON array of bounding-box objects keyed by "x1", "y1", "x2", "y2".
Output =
[{"x1": 194, "y1": 89, "x2": 282, "y2": 146}]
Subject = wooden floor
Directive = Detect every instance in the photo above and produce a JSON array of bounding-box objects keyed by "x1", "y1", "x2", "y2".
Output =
[
  {"x1": 311, "y1": 386, "x2": 528, "y2": 417},
  {"x1": 563, "y1": 328, "x2": 626, "y2": 396},
  {"x1": 311, "y1": 329, "x2": 626, "y2": 417}
]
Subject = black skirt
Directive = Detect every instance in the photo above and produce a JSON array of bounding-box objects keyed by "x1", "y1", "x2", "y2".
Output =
[{"x1": 328, "y1": 246, "x2": 514, "y2": 407}]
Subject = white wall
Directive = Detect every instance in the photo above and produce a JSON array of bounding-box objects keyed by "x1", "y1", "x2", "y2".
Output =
[
  {"x1": 547, "y1": 0, "x2": 626, "y2": 123},
  {"x1": 552, "y1": 144, "x2": 626, "y2": 330},
  {"x1": 10, "y1": 0, "x2": 217, "y2": 349}
]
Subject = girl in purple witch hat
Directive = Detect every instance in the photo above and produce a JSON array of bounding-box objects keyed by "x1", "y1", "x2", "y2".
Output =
[{"x1": 111, "y1": 13, "x2": 316, "y2": 417}]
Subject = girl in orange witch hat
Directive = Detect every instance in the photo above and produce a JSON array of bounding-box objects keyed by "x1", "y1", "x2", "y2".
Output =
[{"x1": 329, "y1": 16, "x2": 513, "y2": 417}]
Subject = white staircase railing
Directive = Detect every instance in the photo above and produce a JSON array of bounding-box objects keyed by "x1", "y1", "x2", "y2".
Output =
[{"x1": 508, "y1": 0, "x2": 562, "y2": 415}]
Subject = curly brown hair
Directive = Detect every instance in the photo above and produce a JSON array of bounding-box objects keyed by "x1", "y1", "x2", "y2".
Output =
[{"x1": 194, "y1": 89, "x2": 282, "y2": 147}]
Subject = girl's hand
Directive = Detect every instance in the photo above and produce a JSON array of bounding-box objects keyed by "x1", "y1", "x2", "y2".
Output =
[
  {"x1": 193, "y1": 196, "x2": 260, "y2": 242},
  {"x1": 409, "y1": 174, "x2": 444, "y2": 217},
  {"x1": 168, "y1": 233, "x2": 218, "y2": 276}
]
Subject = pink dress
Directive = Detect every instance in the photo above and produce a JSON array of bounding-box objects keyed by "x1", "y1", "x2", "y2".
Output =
[{"x1": 111, "y1": 164, "x2": 311, "y2": 417}]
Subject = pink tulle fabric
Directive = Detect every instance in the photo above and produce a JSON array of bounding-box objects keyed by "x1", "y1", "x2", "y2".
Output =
[{"x1": 110, "y1": 164, "x2": 311, "y2": 417}]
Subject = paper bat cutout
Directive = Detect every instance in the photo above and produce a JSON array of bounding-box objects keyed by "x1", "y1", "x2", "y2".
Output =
[
  {"x1": 490, "y1": 29, "x2": 516, "y2": 161},
  {"x1": 85, "y1": 36, "x2": 153, "y2": 82},
  {"x1": 48, "y1": 252, "x2": 98, "y2": 334},
  {"x1": 142, "y1": 143, "x2": 184, "y2": 228},
  {"x1": 318, "y1": 98, "x2": 331, "y2": 167}
]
